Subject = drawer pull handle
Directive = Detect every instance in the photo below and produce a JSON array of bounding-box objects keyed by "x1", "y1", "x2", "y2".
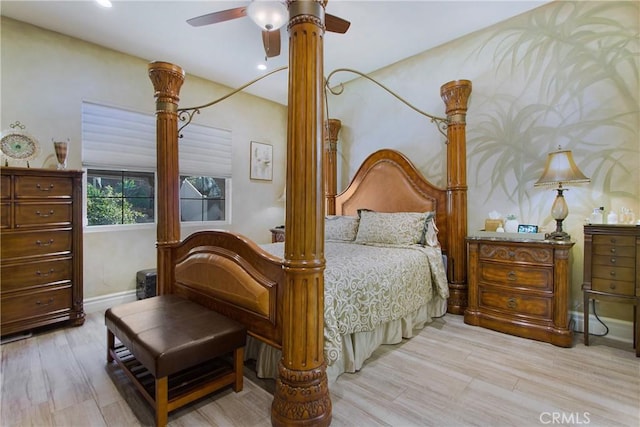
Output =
[
  {"x1": 610, "y1": 238, "x2": 616, "y2": 244},
  {"x1": 609, "y1": 271, "x2": 616, "y2": 277},
  {"x1": 609, "y1": 283, "x2": 616, "y2": 290},
  {"x1": 36, "y1": 269, "x2": 55, "y2": 277},
  {"x1": 35, "y1": 239, "x2": 54, "y2": 247},
  {"x1": 507, "y1": 271, "x2": 517, "y2": 281},
  {"x1": 610, "y1": 258, "x2": 616, "y2": 264},
  {"x1": 36, "y1": 298, "x2": 54, "y2": 306},
  {"x1": 610, "y1": 248, "x2": 616, "y2": 254},
  {"x1": 36, "y1": 183, "x2": 54, "y2": 192},
  {"x1": 507, "y1": 298, "x2": 517, "y2": 309},
  {"x1": 35, "y1": 210, "x2": 54, "y2": 217}
]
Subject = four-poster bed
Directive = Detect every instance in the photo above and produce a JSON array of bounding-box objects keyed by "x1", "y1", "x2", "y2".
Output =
[{"x1": 146, "y1": 1, "x2": 471, "y2": 425}]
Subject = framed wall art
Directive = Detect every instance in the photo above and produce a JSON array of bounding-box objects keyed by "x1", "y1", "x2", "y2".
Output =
[{"x1": 250, "y1": 141, "x2": 273, "y2": 181}]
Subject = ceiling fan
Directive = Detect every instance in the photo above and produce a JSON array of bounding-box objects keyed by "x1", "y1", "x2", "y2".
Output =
[{"x1": 187, "y1": 0, "x2": 350, "y2": 59}]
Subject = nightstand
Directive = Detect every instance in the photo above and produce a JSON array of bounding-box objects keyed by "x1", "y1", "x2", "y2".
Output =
[
  {"x1": 270, "y1": 227, "x2": 285, "y2": 243},
  {"x1": 582, "y1": 225, "x2": 639, "y2": 357},
  {"x1": 465, "y1": 236, "x2": 574, "y2": 347}
]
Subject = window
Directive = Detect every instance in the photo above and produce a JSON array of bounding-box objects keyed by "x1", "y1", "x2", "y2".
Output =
[
  {"x1": 180, "y1": 176, "x2": 226, "y2": 222},
  {"x1": 86, "y1": 170, "x2": 155, "y2": 225},
  {"x1": 82, "y1": 101, "x2": 232, "y2": 227}
]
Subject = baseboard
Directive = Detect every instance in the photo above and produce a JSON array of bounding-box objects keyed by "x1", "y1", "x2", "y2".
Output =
[
  {"x1": 571, "y1": 310, "x2": 634, "y2": 344},
  {"x1": 83, "y1": 290, "x2": 137, "y2": 314}
]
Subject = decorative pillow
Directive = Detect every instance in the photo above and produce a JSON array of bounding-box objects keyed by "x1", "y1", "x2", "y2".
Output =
[
  {"x1": 419, "y1": 212, "x2": 439, "y2": 247},
  {"x1": 325, "y1": 215, "x2": 359, "y2": 241},
  {"x1": 355, "y1": 211, "x2": 434, "y2": 246}
]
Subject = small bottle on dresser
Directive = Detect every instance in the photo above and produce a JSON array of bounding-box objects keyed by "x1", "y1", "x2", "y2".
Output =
[
  {"x1": 590, "y1": 207, "x2": 603, "y2": 224},
  {"x1": 607, "y1": 210, "x2": 618, "y2": 224}
]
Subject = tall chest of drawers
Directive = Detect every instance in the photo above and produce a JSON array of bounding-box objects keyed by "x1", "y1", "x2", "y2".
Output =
[
  {"x1": 1, "y1": 167, "x2": 84, "y2": 336},
  {"x1": 465, "y1": 237, "x2": 574, "y2": 347},
  {"x1": 582, "y1": 225, "x2": 639, "y2": 357}
]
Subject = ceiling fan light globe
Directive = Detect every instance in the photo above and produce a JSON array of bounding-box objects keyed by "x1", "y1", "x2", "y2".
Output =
[{"x1": 247, "y1": 0, "x2": 287, "y2": 31}]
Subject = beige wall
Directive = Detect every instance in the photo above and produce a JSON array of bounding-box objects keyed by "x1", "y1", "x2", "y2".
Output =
[
  {"x1": 1, "y1": 17, "x2": 287, "y2": 299},
  {"x1": 329, "y1": 1, "x2": 639, "y2": 323}
]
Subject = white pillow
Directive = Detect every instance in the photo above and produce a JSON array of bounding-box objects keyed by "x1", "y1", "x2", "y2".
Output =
[{"x1": 325, "y1": 215, "x2": 359, "y2": 241}]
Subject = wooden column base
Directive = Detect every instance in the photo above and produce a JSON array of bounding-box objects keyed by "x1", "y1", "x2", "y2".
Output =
[
  {"x1": 447, "y1": 284, "x2": 468, "y2": 314},
  {"x1": 271, "y1": 362, "x2": 331, "y2": 427}
]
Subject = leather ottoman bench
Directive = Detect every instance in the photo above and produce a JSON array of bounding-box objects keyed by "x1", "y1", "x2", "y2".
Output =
[{"x1": 105, "y1": 294, "x2": 246, "y2": 426}]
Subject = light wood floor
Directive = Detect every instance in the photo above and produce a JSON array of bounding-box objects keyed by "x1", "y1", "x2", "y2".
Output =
[{"x1": 1, "y1": 311, "x2": 638, "y2": 426}]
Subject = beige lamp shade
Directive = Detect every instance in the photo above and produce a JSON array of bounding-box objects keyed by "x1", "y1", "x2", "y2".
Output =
[{"x1": 534, "y1": 147, "x2": 590, "y2": 187}]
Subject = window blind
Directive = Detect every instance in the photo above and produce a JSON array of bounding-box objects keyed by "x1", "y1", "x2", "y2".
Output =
[{"x1": 81, "y1": 102, "x2": 232, "y2": 177}]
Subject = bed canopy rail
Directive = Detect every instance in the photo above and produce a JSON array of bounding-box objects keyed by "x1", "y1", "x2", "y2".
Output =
[
  {"x1": 324, "y1": 68, "x2": 472, "y2": 314},
  {"x1": 148, "y1": 1, "x2": 471, "y2": 424}
]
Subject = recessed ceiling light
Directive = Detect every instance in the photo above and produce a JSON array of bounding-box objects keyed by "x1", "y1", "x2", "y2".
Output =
[
  {"x1": 96, "y1": 0, "x2": 112, "y2": 8},
  {"x1": 257, "y1": 64, "x2": 267, "y2": 71}
]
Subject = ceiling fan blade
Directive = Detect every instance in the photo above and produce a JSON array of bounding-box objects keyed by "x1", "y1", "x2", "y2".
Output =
[
  {"x1": 187, "y1": 7, "x2": 247, "y2": 27},
  {"x1": 262, "y1": 29, "x2": 281, "y2": 58},
  {"x1": 325, "y1": 14, "x2": 350, "y2": 34}
]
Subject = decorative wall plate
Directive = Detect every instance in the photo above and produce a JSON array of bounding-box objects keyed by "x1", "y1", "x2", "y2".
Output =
[{"x1": 1, "y1": 121, "x2": 40, "y2": 165}]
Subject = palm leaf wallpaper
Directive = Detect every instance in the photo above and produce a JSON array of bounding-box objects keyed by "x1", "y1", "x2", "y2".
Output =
[{"x1": 330, "y1": 1, "x2": 638, "y2": 322}]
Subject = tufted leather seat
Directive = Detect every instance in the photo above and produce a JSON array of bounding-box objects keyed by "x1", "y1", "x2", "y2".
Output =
[{"x1": 105, "y1": 294, "x2": 246, "y2": 426}]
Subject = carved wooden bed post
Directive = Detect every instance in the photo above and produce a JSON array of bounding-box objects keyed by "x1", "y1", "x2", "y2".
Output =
[
  {"x1": 440, "y1": 80, "x2": 472, "y2": 314},
  {"x1": 148, "y1": 61, "x2": 185, "y2": 295},
  {"x1": 324, "y1": 118, "x2": 341, "y2": 215},
  {"x1": 271, "y1": 0, "x2": 331, "y2": 426}
]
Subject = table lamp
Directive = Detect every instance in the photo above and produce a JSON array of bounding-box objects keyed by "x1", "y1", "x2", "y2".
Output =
[{"x1": 534, "y1": 146, "x2": 590, "y2": 241}]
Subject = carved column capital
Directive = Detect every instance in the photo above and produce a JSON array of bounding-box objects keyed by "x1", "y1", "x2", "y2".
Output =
[{"x1": 440, "y1": 80, "x2": 472, "y2": 120}]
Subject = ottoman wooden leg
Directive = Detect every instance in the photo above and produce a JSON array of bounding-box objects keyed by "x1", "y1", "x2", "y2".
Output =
[
  {"x1": 107, "y1": 329, "x2": 115, "y2": 363},
  {"x1": 155, "y1": 376, "x2": 168, "y2": 427},
  {"x1": 233, "y1": 347, "x2": 244, "y2": 392}
]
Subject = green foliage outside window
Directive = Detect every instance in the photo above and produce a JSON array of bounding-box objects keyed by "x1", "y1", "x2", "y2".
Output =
[
  {"x1": 87, "y1": 181, "x2": 143, "y2": 225},
  {"x1": 86, "y1": 171, "x2": 154, "y2": 226}
]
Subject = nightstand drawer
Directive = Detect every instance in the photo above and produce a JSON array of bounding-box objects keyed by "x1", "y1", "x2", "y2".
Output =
[
  {"x1": 15, "y1": 176, "x2": 73, "y2": 198},
  {"x1": 479, "y1": 244, "x2": 553, "y2": 266},
  {"x1": 592, "y1": 265, "x2": 635, "y2": 282},
  {"x1": 15, "y1": 202, "x2": 72, "y2": 227},
  {"x1": 479, "y1": 288, "x2": 552, "y2": 319},
  {"x1": 479, "y1": 263, "x2": 552, "y2": 290},
  {"x1": 591, "y1": 278, "x2": 635, "y2": 296}
]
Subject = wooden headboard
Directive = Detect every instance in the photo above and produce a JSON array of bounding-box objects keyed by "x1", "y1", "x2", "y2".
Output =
[{"x1": 335, "y1": 149, "x2": 448, "y2": 257}]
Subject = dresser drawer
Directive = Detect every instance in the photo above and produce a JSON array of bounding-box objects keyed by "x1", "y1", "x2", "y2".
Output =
[
  {"x1": 592, "y1": 254, "x2": 636, "y2": 269},
  {"x1": 479, "y1": 287, "x2": 552, "y2": 319},
  {"x1": 1, "y1": 175, "x2": 10, "y2": 198},
  {"x1": 479, "y1": 262, "x2": 553, "y2": 290},
  {"x1": 479, "y1": 244, "x2": 554, "y2": 266},
  {"x1": 593, "y1": 234, "x2": 635, "y2": 247},
  {"x1": 15, "y1": 176, "x2": 73, "y2": 198},
  {"x1": 1, "y1": 258, "x2": 72, "y2": 292},
  {"x1": 591, "y1": 278, "x2": 635, "y2": 296},
  {"x1": 593, "y1": 244, "x2": 635, "y2": 258},
  {"x1": 1, "y1": 202, "x2": 9, "y2": 229},
  {"x1": 1, "y1": 229, "x2": 72, "y2": 260},
  {"x1": 592, "y1": 264, "x2": 635, "y2": 282},
  {"x1": 1, "y1": 286, "x2": 72, "y2": 324},
  {"x1": 15, "y1": 202, "x2": 72, "y2": 227}
]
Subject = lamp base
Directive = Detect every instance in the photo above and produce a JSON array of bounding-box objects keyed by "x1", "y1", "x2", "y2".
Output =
[
  {"x1": 545, "y1": 218, "x2": 572, "y2": 241},
  {"x1": 545, "y1": 230, "x2": 571, "y2": 241}
]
